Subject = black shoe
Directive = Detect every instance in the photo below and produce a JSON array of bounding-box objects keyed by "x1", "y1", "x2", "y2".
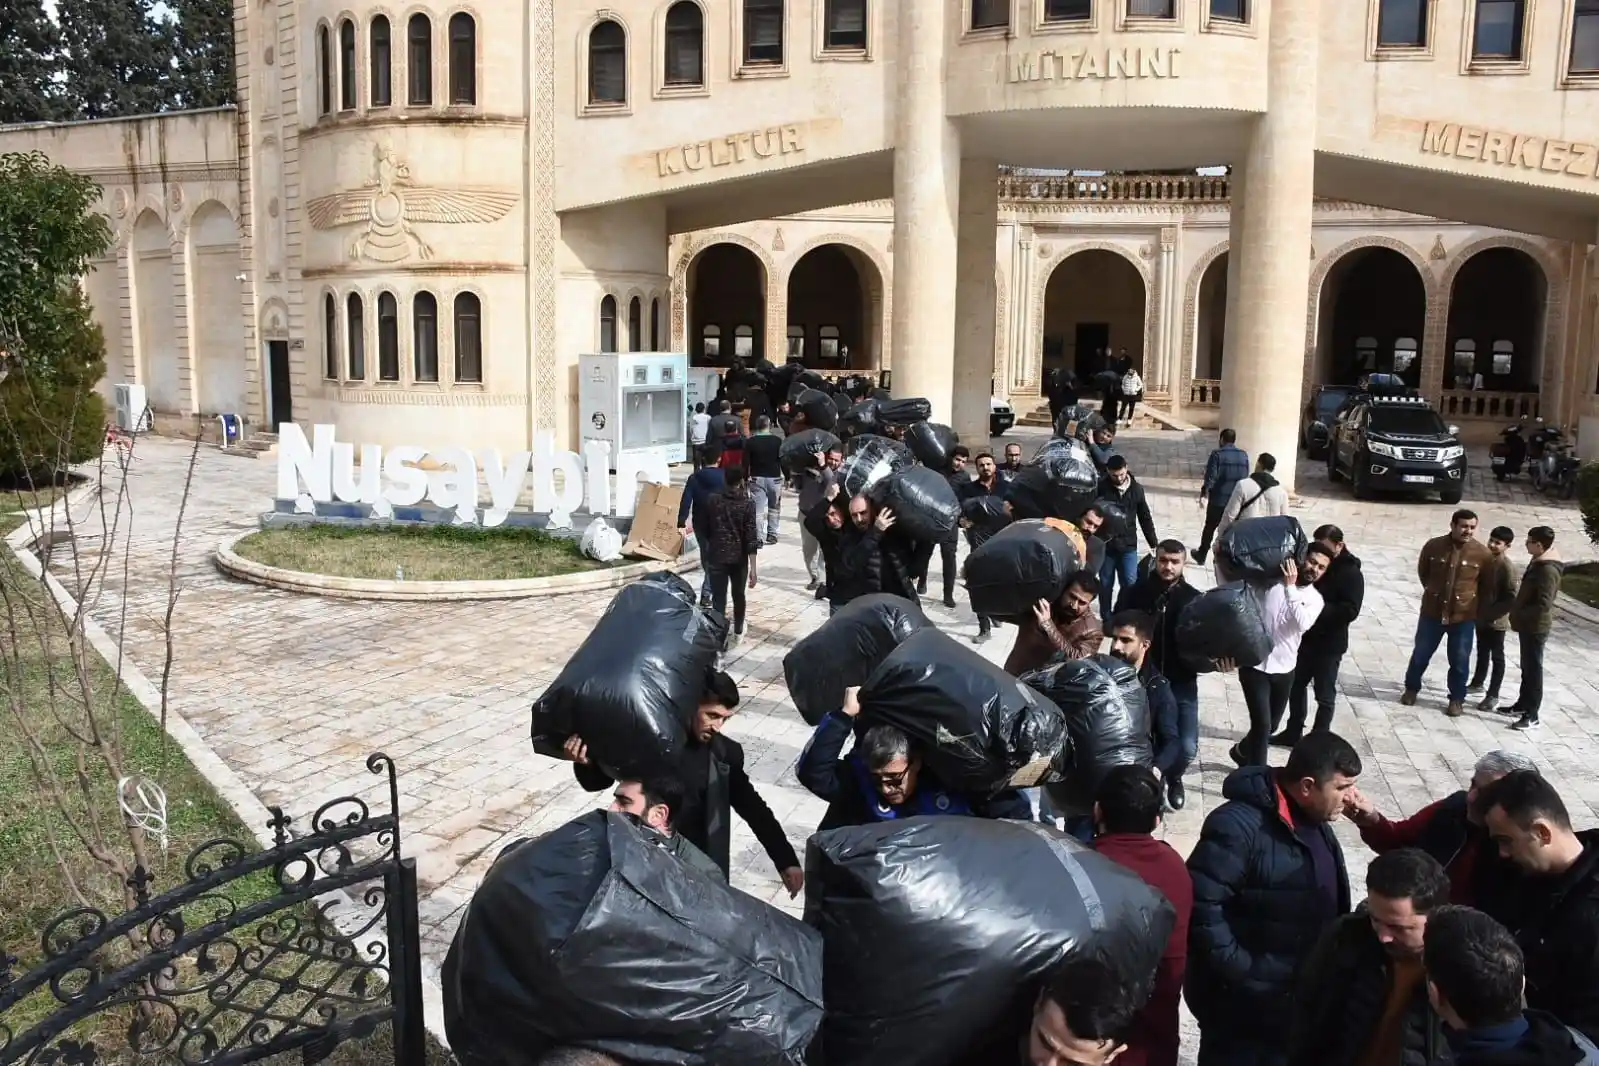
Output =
[
  {"x1": 1510, "y1": 714, "x2": 1541, "y2": 731},
  {"x1": 1228, "y1": 742, "x2": 1247, "y2": 767},
  {"x1": 814, "y1": 584, "x2": 828, "y2": 600},
  {"x1": 806, "y1": 578, "x2": 819, "y2": 591},
  {"x1": 765, "y1": 534, "x2": 778, "y2": 546},
  {"x1": 1497, "y1": 703, "x2": 1522, "y2": 718},
  {"x1": 943, "y1": 596, "x2": 957, "y2": 609},
  {"x1": 1269, "y1": 731, "x2": 1301, "y2": 749},
  {"x1": 1190, "y1": 549, "x2": 1207, "y2": 565},
  {"x1": 916, "y1": 579, "x2": 928, "y2": 595},
  {"x1": 1166, "y1": 778, "x2": 1186, "y2": 810}
]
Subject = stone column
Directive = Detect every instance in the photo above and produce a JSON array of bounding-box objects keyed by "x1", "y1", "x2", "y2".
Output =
[
  {"x1": 1012, "y1": 234, "x2": 1034, "y2": 394},
  {"x1": 953, "y1": 158, "x2": 999, "y2": 443},
  {"x1": 890, "y1": 0, "x2": 960, "y2": 419},
  {"x1": 765, "y1": 273, "x2": 789, "y2": 365},
  {"x1": 1155, "y1": 230, "x2": 1176, "y2": 394},
  {"x1": 1219, "y1": 0, "x2": 1319, "y2": 493}
]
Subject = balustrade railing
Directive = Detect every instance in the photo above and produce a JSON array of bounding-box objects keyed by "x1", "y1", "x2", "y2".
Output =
[
  {"x1": 999, "y1": 173, "x2": 1232, "y2": 203},
  {"x1": 1437, "y1": 390, "x2": 1540, "y2": 422},
  {"x1": 1189, "y1": 379, "x2": 1222, "y2": 406}
]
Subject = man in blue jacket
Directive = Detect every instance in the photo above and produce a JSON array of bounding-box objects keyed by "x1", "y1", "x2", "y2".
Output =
[
  {"x1": 677, "y1": 464, "x2": 725, "y2": 604},
  {"x1": 1193, "y1": 428, "x2": 1250, "y2": 565},
  {"x1": 796, "y1": 686, "x2": 1032, "y2": 831},
  {"x1": 1185, "y1": 732, "x2": 1361, "y2": 1066}
]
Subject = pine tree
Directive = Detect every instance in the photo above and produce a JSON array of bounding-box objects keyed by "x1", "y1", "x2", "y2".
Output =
[
  {"x1": 56, "y1": 0, "x2": 176, "y2": 120},
  {"x1": 0, "y1": 0, "x2": 67, "y2": 123},
  {"x1": 167, "y1": 0, "x2": 235, "y2": 110}
]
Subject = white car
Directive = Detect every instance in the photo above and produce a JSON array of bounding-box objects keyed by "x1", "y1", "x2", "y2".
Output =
[{"x1": 991, "y1": 397, "x2": 1016, "y2": 436}]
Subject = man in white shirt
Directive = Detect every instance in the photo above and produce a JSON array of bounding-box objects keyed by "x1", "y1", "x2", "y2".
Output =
[
  {"x1": 1215, "y1": 453, "x2": 1290, "y2": 541},
  {"x1": 1230, "y1": 546, "x2": 1327, "y2": 768},
  {"x1": 689, "y1": 403, "x2": 712, "y2": 468}
]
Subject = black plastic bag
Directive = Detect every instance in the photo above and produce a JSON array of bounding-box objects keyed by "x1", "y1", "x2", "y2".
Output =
[
  {"x1": 1028, "y1": 655, "x2": 1153, "y2": 816},
  {"x1": 837, "y1": 399, "x2": 881, "y2": 439},
  {"x1": 963, "y1": 519, "x2": 1081, "y2": 622},
  {"x1": 1090, "y1": 497, "x2": 1130, "y2": 542},
  {"x1": 877, "y1": 396, "x2": 933, "y2": 427},
  {"x1": 838, "y1": 435, "x2": 915, "y2": 498},
  {"x1": 1217, "y1": 515, "x2": 1307, "y2": 586},
  {"x1": 795, "y1": 369, "x2": 828, "y2": 393},
  {"x1": 868, "y1": 466, "x2": 961, "y2": 545},
  {"x1": 1176, "y1": 582, "x2": 1271, "y2": 672},
  {"x1": 807, "y1": 817, "x2": 1177, "y2": 1066},
  {"x1": 1052, "y1": 403, "x2": 1108, "y2": 443},
  {"x1": 530, "y1": 572, "x2": 727, "y2": 780},
  {"x1": 1004, "y1": 440, "x2": 1099, "y2": 522},
  {"x1": 960, "y1": 494, "x2": 1011, "y2": 531},
  {"x1": 861, "y1": 628, "x2": 1068, "y2": 793},
  {"x1": 780, "y1": 428, "x2": 842, "y2": 477},
  {"x1": 443, "y1": 811, "x2": 823, "y2": 1066},
  {"x1": 795, "y1": 387, "x2": 839, "y2": 432},
  {"x1": 784, "y1": 594, "x2": 930, "y2": 725},
  {"x1": 906, "y1": 421, "x2": 961, "y2": 473}
]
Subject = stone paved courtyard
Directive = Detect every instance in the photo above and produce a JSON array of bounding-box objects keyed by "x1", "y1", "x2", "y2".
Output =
[{"x1": 38, "y1": 425, "x2": 1599, "y2": 1056}]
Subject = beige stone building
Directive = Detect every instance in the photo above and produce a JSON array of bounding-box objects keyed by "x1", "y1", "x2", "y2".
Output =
[{"x1": 7, "y1": 0, "x2": 1599, "y2": 488}]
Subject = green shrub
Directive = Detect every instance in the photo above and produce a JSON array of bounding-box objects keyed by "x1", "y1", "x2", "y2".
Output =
[{"x1": 1579, "y1": 461, "x2": 1599, "y2": 549}]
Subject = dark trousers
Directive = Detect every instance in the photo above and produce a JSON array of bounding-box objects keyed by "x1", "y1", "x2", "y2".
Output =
[
  {"x1": 1239, "y1": 666, "x2": 1293, "y2": 767},
  {"x1": 938, "y1": 537, "x2": 957, "y2": 601},
  {"x1": 1282, "y1": 651, "x2": 1341, "y2": 738},
  {"x1": 1471, "y1": 628, "x2": 1507, "y2": 698},
  {"x1": 1516, "y1": 630, "x2": 1548, "y2": 718},
  {"x1": 694, "y1": 532, "x2": 713, "y2": 601},
  {"x1": 1196, "y1": 501, "x2": 1228, "y2": 559},
  {"x1": 1117, "y1": 394, "x2": 1139, "y2": 421},
  {"x1": 708, "y1": 558, "x2": 749, "y2": 633},
  {"x1": 1169, "y1": 673, "x2": 1200, "y2": 778},
  {"x1": 1064, "y1": 815, "x2": 1095, "y2": 844}
]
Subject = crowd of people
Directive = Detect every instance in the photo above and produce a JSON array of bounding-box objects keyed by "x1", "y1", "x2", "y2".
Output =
[{"x1": 483, "y1": 379, "x2": 1589, "y2": 1066}]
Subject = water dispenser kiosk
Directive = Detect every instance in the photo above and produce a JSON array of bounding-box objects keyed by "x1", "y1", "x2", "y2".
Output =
[{"x1": 578, "y1": 352, "x2": 690, "y2": 472}]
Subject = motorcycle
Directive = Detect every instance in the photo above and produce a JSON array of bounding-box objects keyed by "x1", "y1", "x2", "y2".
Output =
[
  {"x1": 1526, "y1": 420, "x2": 1564, "y2": 490},
  {"x1": 1490, "y1": 418, "x2": 1529, "y2": 481},
  {"x1": 1540, "y1": 434, "x2": 1581, "y2": 500}
]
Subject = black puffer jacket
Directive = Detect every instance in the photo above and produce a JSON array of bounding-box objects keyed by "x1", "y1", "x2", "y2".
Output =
[
  {"x1": 1289, "y1": 911, "x2": 1447, "y2": 1066},
  {"x1": 1114, "y1": 574, "x2": 1200, "y2": 683},
  {"x1": 1511, "y1": 830, "x2": 1599, "y2": 1045},
  {"x1": 1301, "y1": 549, "x2": 1365, "y2": 658},
  {"x1": 1185, "y1": 765, "x2": 1352, "y2": 1045}
]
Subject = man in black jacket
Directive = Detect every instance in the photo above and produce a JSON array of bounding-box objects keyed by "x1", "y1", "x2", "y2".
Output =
[
  {"x1": 560, "y1": 668, "x2": 804, "y2": 897},
  {"x1": 831, "y1": 495, "x2": 918, "y2": 607},
  {"x1": 1186, "y1": 732, "x2": 1360, "y2": 1066},
  {"x1": 1114, "y1": 539, "x2": 1201, "y2": 810},
  {"x1": 1272, "y1": 529, "x2": 1365, "y2": 745},
  {"x1": 1289, "y1": 848, "x2": 1453, "y2": 1066},
  {"x1": 960, "y1": 452, "x2": 1012, "y2": 642},
  {"x1": 1478, "y1": 770, "x2": 1599, "y2": 1044},
  {"x1": 1095, "y1": 455, "x2": 1159, "y2": 621}
]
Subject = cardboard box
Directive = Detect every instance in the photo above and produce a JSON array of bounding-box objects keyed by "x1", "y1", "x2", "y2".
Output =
[{"x1": 623, "y1": 482, "x2": 686, "y2": 561}]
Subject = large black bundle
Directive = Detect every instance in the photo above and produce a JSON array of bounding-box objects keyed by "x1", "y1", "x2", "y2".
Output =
[
  {"x1": 1091, "y1": 369, "x2": 1121, "y2": 396},
  {"x1": 1090, "y1": 497, "x2": 1130, "y2": 542},
  {"x1": 1176, "y1": 582, "x2": 1272, "y2": 673},
  {"x1": 1028, "y1": 655, "x2": 1153, "y2": 816},
  {"x1": 1217, "y1": 515, "x2": 1308, "y2": 585},
  {"x1": 960, "y1": 494, "x2": 1011, "y2": 531},
  {"x1": 963, "y1": 519, "x2": 1080, "y2": 622},
  {"x1": 905, "y1": 421, "x2": 960, "y2": 473},
  {"x1": 868, "y1": 466, "x2": 961, "y2": 545},
  {"x1": 530, "y1": 572, "x2": 727, "y2": 779},
  {"x1": 784, "y1": 594, "x2": 930, "y2": 726},
  {"x1": 838, "y1": 435, "x2": 915, "y2": 498},
  {"x1": 837, "y1": 399, "x2": 881, "y2": 439},
  {"x1": 807, "y1": 817, "x2": 1177, "y2": 1066},
  {"x1": 870, "y1": 387, "x2": 893, "y2": 402},
  {"x1": 830, "y1": 390, "x2": 853, "y2": 418},
  {"x1": 1052, "y1": 403, "x2": 1108, "y2": 443},
  {"x1": 861, "y1": 628, "x2": 1068, "y2": 793},
  {"x1": 877, "y1": 396, "x2": 933, "y2": 427},
  {"x1": 794, "y1": 369, "x2": 828, "y2": 393},
  {"x1": 1004, "y1": 439, "x2": 1099, "y2": 522},
  {"x1": 443, "y1": 811, "x2": 823, "y2": 1066},
  {"x1": 780, "y1": 428, "x2": 841, "y2": 476},
  {"x1": 795, "y1": 387, "x2": 839, "y2": 431}
]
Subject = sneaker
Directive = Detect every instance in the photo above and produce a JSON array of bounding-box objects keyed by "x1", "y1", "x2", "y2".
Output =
[
  {"x1": 1497, "y1": 703, "x2": 1522, "y2": 718},
  {"x1": 1166, "y1": 778, "x2": 1186, "y2": 811},
  {"x1": 1466, "y1": 681, "x2": 1484, "y2": 694},
  {"x1": 1446, "y1": 700, "x2": 1464, "y2": 718},
  {"x1": 723, "y1": 631, "x2": 741, "y2": 652},
  {"x1": 765, "y1": 534, "x2": 778, "y2": 546},
  {"x1": 1190, "y1": 549, "x2": 1207, "y2": 566},
  {"x1": 806, "y1": 578, "x2": 819, "y2": 591},
  {"x1": 973, "y1": 629, "x2": 992, "y2": 644},
  {"x1": 1478, "y1": 695, "x2": 1499, "y2": 713},
  {"x1": 1399, "y1": 690, "x2": 1418, "y2": 706},
  {"x1": 1269, "y1": 731, "x2": 1301, "y2": 749},
  {"x1": 916, "y1": 579, "x2": 928, "y2": 595},
  {"x1": 1510, "y1": 714, "x2": 1541, "y2": 731},
  {"x1": 1228, "y1": 742, "x2": 1247, "y2": 767},
  {"x1": 943, "y1": 596, "x2": 957, "y2": 610},
  {"x1": 814, "y1": 584, "x2": 828, "y2": 600}
]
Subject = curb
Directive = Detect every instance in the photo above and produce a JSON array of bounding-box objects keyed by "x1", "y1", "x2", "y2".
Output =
[
  {"x1": 214, "y1": 532, "x2": 701, "y2": 601},
  {"x1": 4, "y1": 482, "x2": 455, "y2": 1050}
]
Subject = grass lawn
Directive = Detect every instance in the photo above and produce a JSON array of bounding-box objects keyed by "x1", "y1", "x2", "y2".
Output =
[
  {"x1": 0, "y1": 481, "x2": 74, "y2": 516},
  {"x1": 231, "y1": 523, "x2": 621, "y2": 581},
  {"x1": 1563, "y1": 562, "x2": 1599, "y2": 609}
]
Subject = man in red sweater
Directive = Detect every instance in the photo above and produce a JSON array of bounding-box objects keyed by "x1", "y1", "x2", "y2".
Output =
[{"x1": 1092, "y1": 765, "x2": 1193, "y2": 1066}]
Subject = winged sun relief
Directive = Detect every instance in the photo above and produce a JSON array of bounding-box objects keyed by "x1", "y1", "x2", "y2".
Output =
[{"x1": 305, "y1": 144, "x2": 518, "y2": 263}]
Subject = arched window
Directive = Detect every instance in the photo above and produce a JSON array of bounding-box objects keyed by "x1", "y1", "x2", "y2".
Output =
[
  {"x1": 414, "y1": 292, "x2": 439, "y2": 381},
  {"x1": 1393, "y1": 337, "x2": 1418, "y2": 376},
  {"x1": 455, "y1": 293, "x2": 482, "y2": 382},
  {"x1": 449, "y1": 13, "x2": 476, "y2": 105},
  {"x1": 370, "y1": 16, "x2": 392, "y2": 107},
  {"x1": 323, "y1": 293, "x2": 339, "y2": 378},
  {"x1": 824, "y1": 0, "x2": 866, "y2": 49},
  {"x1": 702, "y1": 324, "x2": 721, "y2": 360},
  {"x1": 650, "y1": 297, "x2": 660, "y2": 350},
  {"x1": 589, "y1": 20, "x2": 626, "y2": 104},
  {"x1": 819, "y1": 325, "x2": 841, "y2": 361},
  {"x1": 787, "y1": 325, "x2": 804, "y2": 360},
  {"x1": 346, "y1": 293, "x2": 366, "y2": 380},
  {"x1": 408, "y1": 14, "x2": 433, "y2": 105},
  {"x1": 744, "y1": 0, "x2": 784, "y2": 64},
  {"x1": 600, "y1": 295, "x2": 618, "y2": 352},
  {"x1": 665, "y1": 2, "x2": 704, "y2": 85},
  {"x1": 339, "y1": 19, "x2": 357, "y2": 110},
  {"x1": 317, "y1": 25, "x2": 332, "y2": 115},
  {"x1": 628, "y1": 297, "x2": 643, "y2": 352},
  {"x1": 1492, "y1": 340, "x2": 1515, "y2": 378},
  {"x1": 378, "y1": 292, "x2": 400, "y2": 380},
  {"x1": 734, "y1": 324, "x2": 754, "y2": 359}
]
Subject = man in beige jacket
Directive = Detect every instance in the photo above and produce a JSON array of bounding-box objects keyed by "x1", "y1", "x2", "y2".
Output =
[{"x1": 1215, "y1": 453, "x2": 1290, "y2": 541}]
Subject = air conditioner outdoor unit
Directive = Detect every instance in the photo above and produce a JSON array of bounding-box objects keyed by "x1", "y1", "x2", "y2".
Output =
[{"x1": 113, "y1": 384, "x2": 150, "y2": 431}]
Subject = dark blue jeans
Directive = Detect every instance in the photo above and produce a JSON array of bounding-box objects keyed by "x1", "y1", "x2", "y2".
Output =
[
  {"x1": 1168, "y1": 673, "x2": 1200, "y2": 778},
  {"x1": 1099, "y1": 550, "x2": 1139, "y2": 620},
  {"x1": 1404, "y1": 615, "x2": 1475, "y2": 702}
]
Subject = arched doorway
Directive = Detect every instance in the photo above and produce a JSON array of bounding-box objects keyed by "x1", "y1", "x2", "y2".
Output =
[
  {"x1": 786, "y1": 243, "x2": 881, "y2": 371},
  {"x1": 1315, "y1": 247, "x2": 1427, "y2": 387},
  {"x1": 1445, "y1": 248, "x2": 1547, "y2": 394},
  {"x1": 687, "y1": 242, "x2": 765, "y2": 366},
  {"x1": 188, "y1": 203, "x2": 248, "y2": 414},
  {"x1": 131, "y1": 210, "x2": 180, "y2": 412},
  {"x1": 1041, "y1": 249, "x2": 1146, "y2": 382},
  {"x1": 1193, "y1": 251, "x2": 1228, "y2": 381}
]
